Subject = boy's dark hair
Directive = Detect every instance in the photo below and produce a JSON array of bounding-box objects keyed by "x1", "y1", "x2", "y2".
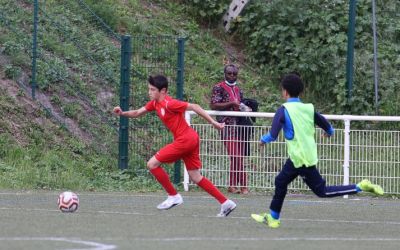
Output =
[
  {"x1": 148, "y1": 75, "x2": 168, "y2": 91},
  {"x1": 280, "y1": 73, "x2": 304, "y2": 97}
]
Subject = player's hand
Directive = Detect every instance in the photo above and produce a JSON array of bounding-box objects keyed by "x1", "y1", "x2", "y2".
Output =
[
  {"x1": 259, "y1": 141, "x2": 266, "y2": 147},
  {"x1": 212, "y1": 121, "x2": 225, "y2": 130},
  {"x1": 322, "y1": 133, "x2": 331, "y2": 138},
  {"x1": 113, "y1": 106, "x2": 123, "y2": 115}
]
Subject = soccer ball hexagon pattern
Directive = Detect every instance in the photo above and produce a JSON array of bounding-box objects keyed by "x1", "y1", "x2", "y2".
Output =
[{"x1": 57, "y1": 191, "x2": 79, "y2": 213}]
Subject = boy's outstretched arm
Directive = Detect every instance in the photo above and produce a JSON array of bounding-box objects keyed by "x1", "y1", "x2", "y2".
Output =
[
  {"x1": 187, "y1": 103, "x2": 224, "y2": 130},
  {"x1": 113, "y1": 106, "x2": 148, "y2": 118},
  {"x1": 260, "y1": 107, "x2": 285, "y2": 146},
  {"x1": 315, "y1": 112, "x2": 334, "y2": 137}
]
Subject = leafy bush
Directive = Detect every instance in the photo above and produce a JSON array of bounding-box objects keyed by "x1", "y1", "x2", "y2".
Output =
[
  {"x1": 5, "y1": 65, "x2": 21, "y2": 80},
  {"x1": 63, "y1": 102, "x2": 81, "y2": 119},
  {"x1": 175, "y1": 0, "x2": 231, "y2": 25},
  {"x1": 234, "y1": 0, "x2": 400, "y2": 115},
  {"x1": 176, "y1": 0, "x2": 400, "y2": 115},
  {"x1": 36, "y1": 58, "x2": 69, "y2": 90}
]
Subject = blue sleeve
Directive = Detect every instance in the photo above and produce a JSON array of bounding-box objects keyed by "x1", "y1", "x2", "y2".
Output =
[
  {"x1": 315, "y1": 112, "x2": 334, "y2": 136},
  {"x1": 261, "y1": 107, "x2": 285, "y2": 143}
]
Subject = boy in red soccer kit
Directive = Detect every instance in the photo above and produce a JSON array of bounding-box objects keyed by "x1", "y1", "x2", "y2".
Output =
[{"x1": 113, "y1": 74, "x2": 236, "y2": 217}]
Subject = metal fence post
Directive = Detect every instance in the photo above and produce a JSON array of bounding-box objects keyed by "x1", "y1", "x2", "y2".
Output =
[
  {"x1": 176, "y1": 38, "x2": 185, "y2": 100},
  {"x1": 343, "y1": 118, "x2": 351, "y2": 199},
  {"x1": 31, "y1": 0, "x2": 39, "y2": 100},
  {"x1": 346, "y1": 0, "x2": 357, "y2": 101},
  {"x1": 372, "y1": 0, "x2": 379, "y2": 114},
  {"x1": 173, "y1": 37, "x2": 185, "y2": 184},
  {"x1": 183, "y1": 111, "x2": 191, "y2": 191},
  {"x1": 118, "y1": 35, "x2": 132, "y2": 170}
]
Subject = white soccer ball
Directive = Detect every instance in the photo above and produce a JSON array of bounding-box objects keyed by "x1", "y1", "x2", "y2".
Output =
[{"x1": 57, "y1": 191, "x2": 79, "y2": 213}]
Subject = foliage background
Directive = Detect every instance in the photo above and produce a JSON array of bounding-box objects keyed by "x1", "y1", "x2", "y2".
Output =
[
  {"x1": 178, "y1": 0, "x2": 400, "y2": 115},
  {"x1": 0, "y1": 0, "x2": 399, "y2": 191}
]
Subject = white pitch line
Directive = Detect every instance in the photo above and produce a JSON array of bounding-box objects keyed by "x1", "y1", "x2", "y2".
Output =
[
  {"x1": 92, "y1": 210, "x2": 400, "y2": 226},
  {"x1": 128, "y1": 237, "x2": 400, "y2": 242},
  {"x1": 91, "y1": 210, "x2": 400, "y2": 226},
  {"x1": 284, "y1": 217, "x2": 400, "y2": 225},
  {"x1": 0, "y1": 237, "x2": 116, "y2": 250},
  {"x1": 0, "y1": 207, "x2": 59, "y2": 212},
  {"x1": 0, "y1": 191, "x2": 393, "y2": 203},
  {"x1": 1, "y1": 206, "x2": 399, "y2": 226}
]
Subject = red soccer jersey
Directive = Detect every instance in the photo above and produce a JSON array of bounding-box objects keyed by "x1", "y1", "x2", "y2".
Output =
[{"x1": 145, "y1": 95, "x2": 194, "y2": 139}]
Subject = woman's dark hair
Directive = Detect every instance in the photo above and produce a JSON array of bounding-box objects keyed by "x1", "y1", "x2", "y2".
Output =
[
  {"x1": 280, "y1": 73, "x2": 304, "y2": 97},
  {"x1": 148, "y1": 75, "x2": 168, "y2": 91}
]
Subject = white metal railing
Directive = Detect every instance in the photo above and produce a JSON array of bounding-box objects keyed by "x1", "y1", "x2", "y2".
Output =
[{"x1": 184, "y1": 110, "x2": 400, "y2": 194}]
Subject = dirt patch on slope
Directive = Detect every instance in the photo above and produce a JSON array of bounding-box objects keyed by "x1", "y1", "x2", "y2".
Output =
[{"x1": 0, "y1": 61, "x2": 93, "y2": 144}]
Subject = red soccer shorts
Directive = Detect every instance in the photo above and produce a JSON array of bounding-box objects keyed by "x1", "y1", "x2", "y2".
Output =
[{"x1": 155, "y1": 132, "x2": 201, "y2": 170}]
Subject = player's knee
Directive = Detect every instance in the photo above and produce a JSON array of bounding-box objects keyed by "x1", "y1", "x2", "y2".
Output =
[
  {"x1": 146, "y1": 161, "x2": 157, "y2": 170},
  {"x1": 274, "y1": 175, "x2": 288, "y2": 189},
  {"x1": 312, "y1": 181, "x2": 327, "y2": 197},
  {"x1": 188, "y1": 170, "x2": 202, "y2": 183},
  {"x1": 147, "y1": 156, "x2": 161, "y2": 170},
  {"x1": 191, "y1": 176, "x2": 202, "y2": 184},
  {"x1": 312, "y1": 185, "x2": 327, "y2": 197}
]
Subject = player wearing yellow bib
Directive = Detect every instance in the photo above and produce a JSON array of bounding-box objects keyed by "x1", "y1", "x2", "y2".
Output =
[{"x1": 252, "y1": 73, "x2": 384, "y2": 229}]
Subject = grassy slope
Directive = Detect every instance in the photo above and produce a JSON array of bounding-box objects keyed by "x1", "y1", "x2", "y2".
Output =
[
  {"x1": 0, "y1": 0, "x2": 279, "y2": 191},
  {"x1": 83, "y1": 0, "x2": 281, "y2": 108}
]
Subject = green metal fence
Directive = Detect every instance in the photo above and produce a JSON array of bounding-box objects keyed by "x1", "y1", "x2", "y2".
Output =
[
  {"x1": 1, "y1": 0, "x2": 121, "y2": 155},
  {"x1": 118, "y1": 35, "x2": 185, "y2": 184},
  {"x1": 2, "y1": 0, "x2": 185, "y2": 181}
]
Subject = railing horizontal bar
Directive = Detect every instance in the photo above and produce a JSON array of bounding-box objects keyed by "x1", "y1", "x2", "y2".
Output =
[{"x1": 187, "y1": 111, "x2": 400, "y2": 122}]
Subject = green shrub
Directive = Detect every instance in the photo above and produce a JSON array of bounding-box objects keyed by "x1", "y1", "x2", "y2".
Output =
[
  {"x1": 234, "y1": 0, "x2": 400, "y2": 115},
  {"x1": 62, "y1": 102, "x2": 81, "y2": 119},
  {"x1": 5, "y1": 65, "x2": 21, "y2": 80},
  {"x1": 174, "y1": 0, "x2": 231, "y2": 25}
]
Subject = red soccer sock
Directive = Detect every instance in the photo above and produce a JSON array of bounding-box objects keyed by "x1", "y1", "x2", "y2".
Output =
[
  {"x1": 197, "y1": 177, "x2": 227, "y2": 204},
  {"x1": 149, "y1": 167, "x2": 177, "y2": 196}
]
